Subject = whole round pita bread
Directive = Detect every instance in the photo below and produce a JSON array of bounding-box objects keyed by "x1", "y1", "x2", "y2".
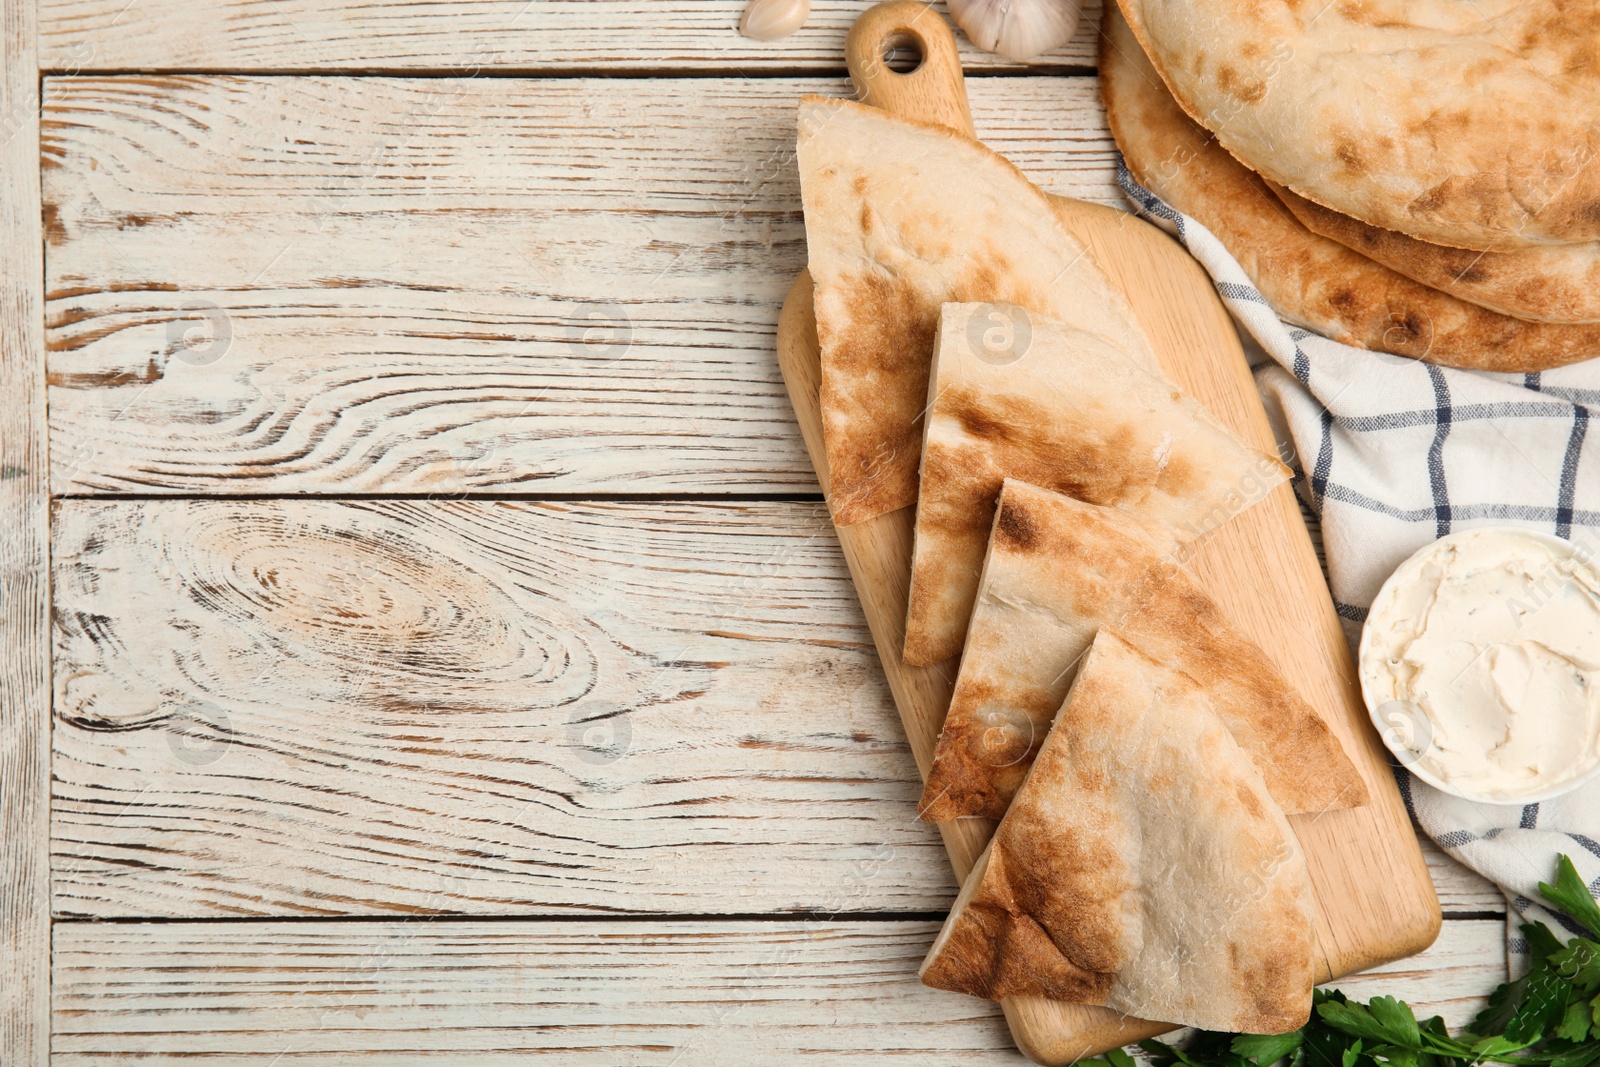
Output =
[
  {"x1": 1115, "y1": 0, "x2": 1600, "y2": 251},
  {"x1": 1099, "y1": 5, "x2": 1600, "y2": 373},
  {"x1": 1270, "y1": 182, "x2": 1600, "y2": 326}
]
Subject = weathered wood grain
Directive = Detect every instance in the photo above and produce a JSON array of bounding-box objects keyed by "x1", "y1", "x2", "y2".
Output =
[
  {"x1": 37, "y1": 0, "x2": 1105, "y2": 74},
  {"x1": 50, "y1": 918, "x2": 1504, "y2": 1066},
  {"x1": 52, "y1": 498, "x2": 960, "y2": 917},
  {"x1": 42, "y1": 75, "x2": 1120, "y2": 495},
  {"x1": 1423, "y1": 838, "x2": 1504, "y2": 914},
  {"x1": 1, "y1": 0, "x2": 52, "y2": 1060}
]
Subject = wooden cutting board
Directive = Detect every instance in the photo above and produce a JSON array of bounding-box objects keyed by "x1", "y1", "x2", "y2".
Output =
[{"x1": 776, "y1": 3, "x2": 1442, "y2": 1063}]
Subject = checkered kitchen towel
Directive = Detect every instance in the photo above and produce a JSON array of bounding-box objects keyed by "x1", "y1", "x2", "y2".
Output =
[{"x1": 1117, "y1": 165, "x2": 1600, "y2": 974}]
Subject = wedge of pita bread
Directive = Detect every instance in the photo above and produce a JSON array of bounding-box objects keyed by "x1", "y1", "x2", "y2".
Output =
[
  {"x1": 1100, "y1": 4, "x2": 1600, "y2": 373},
  {"x1": 1114, "y1": 0, "x2": 1600, "y2": 251},
  {"x1": 795, "y1": 95, "x2": 1162, "y2": 526},
  {"x1": 918, "y1": 479, "x2": 1367, "y2": 821},
  {"x1": 920, "y1": 629, "x2": 1315, "y2": 1035},
  {"x1": 1269, "y1": 181, "x2": 1600, "y2": 326},
  {"x1": 902, "y1": 301, "x2": 1290, "y2": 666}
]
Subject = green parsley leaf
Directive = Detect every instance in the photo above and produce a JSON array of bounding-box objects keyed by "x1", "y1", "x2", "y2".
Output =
[
  {"x1": 1553, "y1": 940, "x2": 1600, "y2": 995},
  {"x1": 1379, "y1": 1045, "x2": 1422, "y2": 1067},
  {"x1": 1550, "y1": 1042, "x2": 1600, "y2": 1067},
  {"x1": 1470, "y1": 1033, "x2": 1539, "y2": 1060},
  {"x1": 1233, "y1": 1032, "x2": 1305, "y2": 1065},
  {"x1": 1505, "y1": 962, "x2": 1570, "y2": 1045},
  {"x1": 1541, "y1": 857, "x2": 1600, "y2": 941},
  {"x1": 1529, "y1": 922, "x2": 1571, "y2": 969},
  {"x1": 1110, "y1": 1048, "x2": 1139, "y2": 1067},
  {"x1": 1319, "y1": 1000, "x2": 1425, "y2": 1049},
  {"x1": 1473, "y1": 971, "x2": 1531, "y2": 1038},
  {"x1": 1368, "y1": 997, "x2": 1423, "y2": 1048},
  {"x1": 1556, "y1": 999, "x2": 1593, "y2": 1043}
]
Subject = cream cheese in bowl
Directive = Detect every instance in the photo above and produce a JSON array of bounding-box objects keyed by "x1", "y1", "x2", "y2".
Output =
[{"x1": 1359, "y1": 527, "x2": 1600, "y2": 804}]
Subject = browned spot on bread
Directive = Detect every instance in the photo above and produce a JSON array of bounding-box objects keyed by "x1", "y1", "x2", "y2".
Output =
[
  {"x1": 1216, "y1": 63, "x2": 1268, "y2": 104},
  {"x1": 1333, "y1": 0, "x2": 1414, "y2": 28},
  {"x1": 819, "y1": 269, "x2": 935, "y2": 524},
  {"x1": 1516, "y1": 2, "x2": 1600, "y2": 78},
  {"x1": 995, "y1": 499, "x2": 1038, "y2": 550},
  {"x1": 931, "y1": 386, "x2": 1157, "y2": 521},
  {"x1": 950, "y1": 392, "x2": 1013, "y2": 444},
  {"x1": 1155, "y1": 453, "x2": 1200, "y2": 498},
  {"x1": 1334, "y1": 139, "x2": 1366, "y2": 174},
  {"x1": 921, "y1": 894, "x2": 1116, "y2": 1002},
  {"x1": 1409, "y1": 183, "x2": 1448, "y2": 214},
  {"x1": 1235, "y1": 781, "x2": 1266, "y2": 818}
]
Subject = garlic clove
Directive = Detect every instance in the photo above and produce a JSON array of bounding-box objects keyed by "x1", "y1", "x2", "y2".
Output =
[
  {"x1": 947, "y1": 0, "x2": 1083, "y2": 62},
  {"x1": 739, "y1": 0, "x2": 811, "y2": 42}
]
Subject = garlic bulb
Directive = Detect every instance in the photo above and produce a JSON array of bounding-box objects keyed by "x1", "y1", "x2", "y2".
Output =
[
  {"x1": 739, "y1": 0, "x2": 811, "y2": 42},
  {"x1": 947, "y1": 0, "x2": 1083, "y2": 62}
]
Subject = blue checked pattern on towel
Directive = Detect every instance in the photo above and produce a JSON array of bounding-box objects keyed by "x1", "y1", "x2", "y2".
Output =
[{"x1": 1116, "y1": 164, "x2": 1600, "y2": 973}]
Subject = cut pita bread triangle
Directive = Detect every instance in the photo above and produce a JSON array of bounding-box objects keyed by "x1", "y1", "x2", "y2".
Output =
[
  {"x1": 918, "y1": 479, "x2": 1367, "y2": 821},
  {"x1": 795, "y1": 95, "x2": 1162, "y2": 526},
  {"x1": 903, "y1": 301, "x2": 1290, "y2": 666},
  {"x1": 920, "y1": 629, "x2": 1315, "y2": 1035}
]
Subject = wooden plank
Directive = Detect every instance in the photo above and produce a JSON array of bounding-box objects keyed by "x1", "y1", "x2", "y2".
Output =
[
  {"x1": 1423, "y1": 837, "x2": 1505, "y2": 914},
  {"x1": 0, "y1": 0, "x2": 52, "y2": 1059},
  {"x1": 51, "y1": 497, "x2": 1495, "y2": 921},
  {"x1": 50, "y1": 918, "x2": 1503, "y2": 1065},
  {"x1": 36, "y1": 0, "x2": 1105, "y2": 74},
  {"x1": 51, "y1": 498, "x2": 962, "y2": 917},
  {"x1": 41, "y1": 75, "x2": 1120, "y2": 495}
]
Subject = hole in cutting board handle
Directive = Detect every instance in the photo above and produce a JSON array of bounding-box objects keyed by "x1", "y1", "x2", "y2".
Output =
[{"x1": 881, "y1": 30, "x2": 925, "y2": 73}]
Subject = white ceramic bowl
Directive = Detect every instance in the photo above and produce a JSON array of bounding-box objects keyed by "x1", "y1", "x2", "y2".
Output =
[{"x1": 1358, "y1": 526, "x2": 1600, "y2": 806}]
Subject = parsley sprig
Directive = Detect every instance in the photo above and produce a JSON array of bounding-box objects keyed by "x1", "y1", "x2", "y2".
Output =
[{"x1": 1087, "y1": 855, "x2": 1600, "y2": 1067}]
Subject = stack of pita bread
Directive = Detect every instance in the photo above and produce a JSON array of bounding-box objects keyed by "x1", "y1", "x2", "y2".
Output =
[
  {"x1": 796, "y1": 92, "x2": 1370, "y2": 1033},
  {"x1": 1101, "y1": 0, "x2": 1600, "y2": 372}
]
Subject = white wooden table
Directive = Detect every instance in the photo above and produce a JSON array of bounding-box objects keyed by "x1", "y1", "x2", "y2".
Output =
[{"x1": 0, "y1": 2, "x2": 1508, "y2": 1062}]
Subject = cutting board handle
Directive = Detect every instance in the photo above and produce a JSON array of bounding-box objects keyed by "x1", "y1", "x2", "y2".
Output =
[{"x1": 846, "y1": 1, "x2": 976, "y2": 137}]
